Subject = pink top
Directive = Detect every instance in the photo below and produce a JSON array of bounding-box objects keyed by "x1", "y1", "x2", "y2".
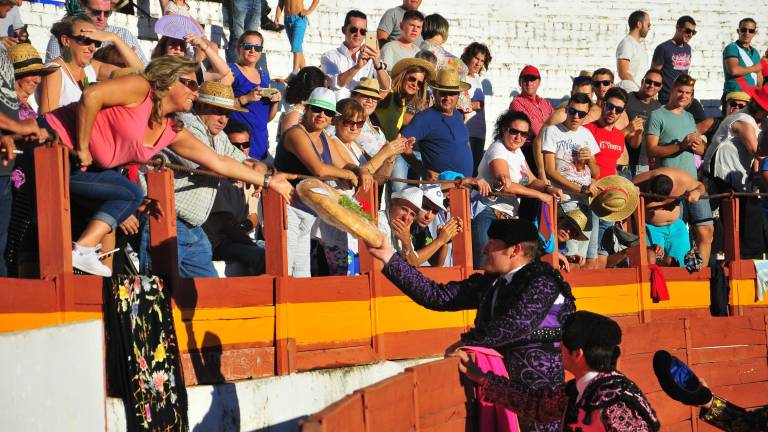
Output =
[{"x1": 45, "y1": 92, "x2": 178, "y2": 169}]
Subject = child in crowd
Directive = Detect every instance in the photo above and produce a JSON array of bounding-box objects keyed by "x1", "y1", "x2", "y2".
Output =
[{"x1": 274, "y1": 0, "x2": 320, "y2": 74}]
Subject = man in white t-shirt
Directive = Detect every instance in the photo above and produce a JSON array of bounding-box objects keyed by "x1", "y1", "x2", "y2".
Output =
[
  {"x1": 702, "y1": 92, "x2": 768, "y2": 192},
  {"x1": 616, "y1": 10, "x2": 651, "y2": 92},
  {"x1": 542, "y1": 93, "x2": 601, "y2": 263}
]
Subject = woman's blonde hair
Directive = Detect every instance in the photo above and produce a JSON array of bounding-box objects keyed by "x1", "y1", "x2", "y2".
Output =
[
  {"x1": 142, "y1": 55, "x2": 199, "y2": 131},
  {"x1": 380, "y1": 66, "x2": 429, "y2": 112}
]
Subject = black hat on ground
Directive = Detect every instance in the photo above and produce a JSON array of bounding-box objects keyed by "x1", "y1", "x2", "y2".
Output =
[
  {"x1": 487, "y1": 219, "x2": 539, "y2": 246},
  {"x1": 652, "y1": 350, "x2": 712, "y2": 406},
  {"x1": 562, "y1": 311, "x2": 622, "y2": 350}
]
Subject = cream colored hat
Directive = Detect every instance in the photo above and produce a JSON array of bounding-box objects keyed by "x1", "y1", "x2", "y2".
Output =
[
  {"x1": 428, "y1": 67, "x2": 471, "y2": 92},
  {"x1": 196, "y1": 81, "x2": 249, "y2": 113},
  {"x1": 352, "y1": 77, "x2": 382, "y2": 100},
  {"x1": 391, "y1": 58, "x2": 437, "y2": 81},
  {"x1": 9, "y1": 43, "x2": 59, "y2": 79},
  {"x1": 558, "y1": 207, "x2": 589, "y2": 241},
  {"x1": 589, "y1": 175, "x2": 640, "y2": 222}
]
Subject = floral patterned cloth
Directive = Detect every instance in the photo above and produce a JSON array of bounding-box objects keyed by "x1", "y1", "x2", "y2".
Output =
[
  {"x1": 482, "y1": 371, "x2": 660, "y2": 432},
  {"x1": 382, "y1": 254, "x2": 575, "y2": 432},
  {"x1": 700, "y1": 395, "x2": 768, "y2": 431},
  {"x1": 104, "y1": 275, "x2": 188, "y2": 431}
]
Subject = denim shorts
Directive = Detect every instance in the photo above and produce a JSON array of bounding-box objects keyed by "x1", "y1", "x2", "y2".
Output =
[
  {"x1": 284, "y1": 15, "x2": 307, "y2": 53},
  {"x1": 683, "y1": 198, "x2": 714, "y2": 226}
]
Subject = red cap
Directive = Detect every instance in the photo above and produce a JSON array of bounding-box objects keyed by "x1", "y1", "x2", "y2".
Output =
[
  {"x1": 750, "y1": 86, "x2": 768, "y2": 112},
  {"x1": 519, "y1": 65, "x2": 540, "y2": 78}
]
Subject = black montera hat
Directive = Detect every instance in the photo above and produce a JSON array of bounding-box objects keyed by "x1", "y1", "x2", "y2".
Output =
[
  {"x1": 562, "y1": 311, "x2": 622, "y2": 350},
  {"x1": 487, "y1": 219, "x2": 539, "y2": 246},
  {"x1": 652, "y1": 350, "x2": 712, "y2": 406}
]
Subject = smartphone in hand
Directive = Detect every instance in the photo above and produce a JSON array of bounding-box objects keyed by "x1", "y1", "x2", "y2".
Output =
[{"x1": 365, "y1": 30, "x2": 378, "y2": 50}]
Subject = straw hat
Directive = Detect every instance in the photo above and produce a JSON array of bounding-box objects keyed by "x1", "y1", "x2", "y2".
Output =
[
  {"x1": 428, "y1": 67, "x2": 471, "y2": 92},
  {"x1": 352, "y1": 77, "x2": 382, "y2": 100},
  {"x1": 9, "y1": 43, "x2": 59, "y2": 79},
  {"x1": 725, "y1": 91, "x2": 750, "y2": 103},
  {"x1": 391, "y1": 58, "x2": 436, "y2": 81},
  {"x1": 196, "y1": 81, "x2": 249, "y2": 112},
  {"x1": 589, "y1": 175, "x2": 640, "y2": 222},
  {"x1": 558, "y1": 207, "x2": 589, "y2": 241}
]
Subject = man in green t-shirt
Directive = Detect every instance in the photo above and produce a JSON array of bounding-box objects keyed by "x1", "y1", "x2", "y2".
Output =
[
  {"x1": 722, "y1": 18, "x2": 764, "y2": 102},
  {"x1": 645, "y1": 74, "x2": 714, "y2": 266}
]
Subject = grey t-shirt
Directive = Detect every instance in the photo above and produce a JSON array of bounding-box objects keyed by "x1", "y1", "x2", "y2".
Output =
[
  {"x1": 625, "y1": 91, "x2": 661, "y2": 166},
  {"x1": 381, "y1": 41, "x2": 419, "y2": 71},
  {"x1": 377, "y1": 6, "x2": 423, "y2": 45}
]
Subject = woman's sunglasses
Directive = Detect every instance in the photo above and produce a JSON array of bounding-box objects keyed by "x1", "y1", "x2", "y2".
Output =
[
  {"x1": 341, "y1": 119, "x2": 365, "y2": 129},
  {"x1": 178, "y1": 77, "x2": 199, "y2": 92},
  {"x1": 309, "y1": 104, "x2": 337, "y2": 118},
  {"x1": 240, "y1": 43, "x2": 264, "y2": 52},
  {"x1": 68, "y1": 34, "x2": 102, "y2": 48}
]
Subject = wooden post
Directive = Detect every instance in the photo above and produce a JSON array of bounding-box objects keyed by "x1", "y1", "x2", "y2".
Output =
[
  {"x1": 356, "y1": 183, "x2": 384, "y2": 359},
  {"x1": 34, "y1": 146, "x2": 75, "y2": 319},
  {"x1": 145, "y1": 168, "x2": 179, "y2": 283},
  {"x1": 262, "y1": 188, "x2": 288, "y2": 277},
  {"x1": 722, "y1": 198, "x2": 742, "y2": 279},
  {"x1": 634, "y1": 197, "x2": 651, "y2": 323},
  {"x1": 449, "y1": 187, "x2": 472, "y2": 273}
]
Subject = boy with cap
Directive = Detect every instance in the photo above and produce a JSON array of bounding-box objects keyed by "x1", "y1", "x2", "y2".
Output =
[
  {"x1": 367, "y1": 218, "x2": 576, "y2": 432},
  {"x1": 409, "y1": 185, "x2": 461, "y2": 267},
  {"x1": 459, "y1": 311, "x2": 660, "y2": 432}
]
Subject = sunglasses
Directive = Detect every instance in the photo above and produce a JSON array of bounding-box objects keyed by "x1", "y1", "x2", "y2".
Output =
[
  {"x1": 674, "y1": 75, "x2": 696, "y2": 87},
  {"x1": 68, "y1": 34, "x2": 102, "y2": 48},
  {"x1": 604, "y1": 101, "x2": 625, "y2": 114},
  {"x1": 406, "y1": 75, "x2": 424, "y2": 86},
  {"x1": 506, "y1": 127, "x2": 529, "y2": 137},
  {"x1": 566, "y1": 106, "x2": 588, "y2": 119},
  {"x1": 682, "y1": 27, "x2": 698, "y2": 35},
  {"x1": 520, "y1": 74, "x2": 539, "y2": 82},
  {"x1": 728, "y1": 100, "x2": 747, "y2": 109},
  {"x1": 341, "y1": 119, "x2": 365, "y2": 129},
  {"x1": 178, "y1": 77, "x2": 199, "y2": 92},
  {"x1": 347, "y1": 26, "x2": 367, "y2": 35},
  {"x1": 230, "y1": 141, "x2": 250, "y2": 149},
  {"x1": 309, "y1": 104, "x2": 337, "y2": 118},
  {"x1": 592, "y1": 79, "x2": 612, "y2": 87},
  {"x1": 643, "y1": 78, "x2": 662, "y2": 87},
  {"x1": 240, "y1": 43, "x2": 263, "y2": 52},
  {"x1": 86, "y1": 7, "x2": 112, "y2": 18},
  {"x1": 739, "y1": 27, "x2": 756, "y2": 34}
]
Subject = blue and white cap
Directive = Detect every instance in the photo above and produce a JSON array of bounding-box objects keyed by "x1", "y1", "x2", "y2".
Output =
[{"x1": 421, "y1": 185, "x2": 447, "y2": 212}]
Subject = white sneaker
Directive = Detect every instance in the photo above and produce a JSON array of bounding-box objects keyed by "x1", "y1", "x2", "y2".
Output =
[{"x1": 72, "y1": 249, "x2": 113, "y2": 277}]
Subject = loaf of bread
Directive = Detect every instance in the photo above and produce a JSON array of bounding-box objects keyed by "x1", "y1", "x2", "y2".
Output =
[{"x1": 296, "y1": 178, "x2": 383, "y2": 248}]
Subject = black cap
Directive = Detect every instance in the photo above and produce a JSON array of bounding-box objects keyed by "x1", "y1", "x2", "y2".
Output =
[
  {"x1": 562, "y1": 311, "x2": 622, "y2": 350},
  {"x1": 487, "y1": 219, "x2": 539, "y2": 246}
]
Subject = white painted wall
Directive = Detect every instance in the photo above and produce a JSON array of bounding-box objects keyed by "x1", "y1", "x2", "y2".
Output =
[
  {"x1": 19, "y1": 0, "x2": 768, "y2": 151},
  {"x1": 0, "y1": 320, "x2": 105, "y2": 432},
  {"x1": 106, "y1": 357, "x2": 437, "y2": 431}
]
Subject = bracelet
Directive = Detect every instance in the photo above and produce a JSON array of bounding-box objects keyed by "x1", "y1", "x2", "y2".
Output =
[
  {"x1": 263, "y1": 175, "x2": 271, "y2": 190},
  {"x1": 580, "y1": 185, "x2": 589, "y2": 195},
  {"x1": 375, "y1": 61, "x2": 387, "y2": 71}
]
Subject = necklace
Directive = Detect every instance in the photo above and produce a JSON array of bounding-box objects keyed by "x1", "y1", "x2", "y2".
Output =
[{"x1": 60, "y1": 60, "x2": 87, "y2": 90}]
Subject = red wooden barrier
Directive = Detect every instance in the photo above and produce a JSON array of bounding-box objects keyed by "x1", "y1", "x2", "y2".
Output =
[{"x1": 449, "y1": 187, "x2": 473, "y2": 272}]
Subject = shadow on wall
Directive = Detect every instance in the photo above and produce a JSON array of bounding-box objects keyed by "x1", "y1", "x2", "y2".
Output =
[{"x1": 191, "y1": 332, "x2": 242, "y2": 431}]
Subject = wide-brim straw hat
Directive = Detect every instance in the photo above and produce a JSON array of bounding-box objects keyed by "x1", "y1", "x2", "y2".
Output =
[
  {"x1": 428, "y1": 67, "x2": 471, "y2": 92},
  {"x1": 352, "y1": 77, "x2": 382, "y2": 100},
  {"x1": 9, "y1": 43, "x2": 59, "y2": 79},
  {"x1": 391, "y1": 58, "x2": 436, "y2": 81},
  {"x1": 196, "y1": 81, "x2": 249, "y2": 113},
  {"x1": 589, "y1": 175, "x2": 640, "y2": 222},
  {"x1": 558, "y1": 207, "x2": 589, "y2": 241}
]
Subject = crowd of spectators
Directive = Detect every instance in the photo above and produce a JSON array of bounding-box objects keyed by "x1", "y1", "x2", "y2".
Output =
[{"x1": 0, "y1": 0, "x2": 767, "y2": 279}]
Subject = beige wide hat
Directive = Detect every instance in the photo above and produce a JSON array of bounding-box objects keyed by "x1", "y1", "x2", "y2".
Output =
[
  {"x1": 352, "y1": 77, "x2": 383, "y2": 100},
  {"x1": 558, "y1": 207, "x2": 589, "y2": 241},
  {"x1": 428, "y1": 67, "x2": 471, "y2": 92},
  {"x1": 391, "y1": 57, "x2": 436, "y2": 81},
  {"x1": 9, "y1": 43, "x2": 59, "y2": 79},
  {"x1": 197, "y1": 81, "x2": 249, "y2": 113},
  {"x1": 589, "y1": 175, "x2": 640, "y2": 222}
]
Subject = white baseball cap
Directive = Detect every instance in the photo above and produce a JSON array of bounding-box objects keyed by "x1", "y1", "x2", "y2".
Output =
[
  {"x1": 391, "y1": 187, "x2": 423, "y2": 212},
  {"x1": 306, "y1": 87, "x2": 337, "y2": 113},
  {"x1": 421, "y1": 186, "x2": 447, "y2": 212}
]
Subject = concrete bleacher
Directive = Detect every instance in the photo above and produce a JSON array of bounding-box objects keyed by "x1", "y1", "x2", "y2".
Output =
[{"x1": 20, "y1": 0, "x2": 768, "y2": 152}]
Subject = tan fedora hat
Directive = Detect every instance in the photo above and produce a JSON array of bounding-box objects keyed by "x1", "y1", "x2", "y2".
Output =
[
  {"x1": 589, "y1": 175, "x2": 640, "y2": 222},
  {"x1": 196, "y1": 81, "x2": 249, "y2": 113},
  {"x1": 9, "y1": 43, "x2": 59, "y2": 79},
  {"x1": 428, "y1": 67, "x2": 471, "y2": 92},
  {"x1": 558, "y1": 207, "x2": 589, "y2": 241},
  {"x1": 352, "y1": 77, "x2": 382, "y2": 100},
  {"x1": 391, "y1": 58, "x2": 436, "y2": 81}
]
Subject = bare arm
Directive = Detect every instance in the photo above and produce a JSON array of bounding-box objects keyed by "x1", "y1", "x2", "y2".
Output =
[
  {"x1": 85, "y1": 29, "x2": 142, "y2": 81},
  {"x1": 725, "y1": 57, "x2": 762, "y2": 77},
  {"x1": 645, "y1": 134, "x2": 685, "y2": 158},
  {"x1": 190, "y1": 36, "x2": 234, "y2": 85},
  {"x1": 280, "y1": 110, "x2": 303, "y2": 134},
  {"x1": 535, "y1": 111, "x2": 566, "y2": 180},
  {"x1": 617, "y1": 58, "x2": 634, "y2": 82},
  {"x1": 489, "y1": 159, "x2": 550, "y2": 201},
  {"x1": 731, "y1": 120, "x2": 759, "y2": 156},
  {"x1": 282, "y1": 128, "x2": 359, "y2": 181},
  {"x1": 274, "y1": 0, "x2": 283, "y2": 22},
  {"x1": 38, "y1": 67, "x2": 62, "y2": 114},
  {"x1": 377, "y1": 30, "x2": 390, "y2": 47}
]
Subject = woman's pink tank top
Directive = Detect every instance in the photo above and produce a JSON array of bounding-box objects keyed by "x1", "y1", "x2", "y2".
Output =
[{"x1": 45, "y1": 92, "x2": 178, "y2": 169}]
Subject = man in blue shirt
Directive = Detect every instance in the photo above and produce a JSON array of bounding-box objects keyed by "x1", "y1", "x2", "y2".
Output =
[
  {"x1": 652, "y1": 15, "x2": 696, "y2": 104},
  {"x1": 722, "y1": 18, "x2": 764, "y2": 102},
  {"x1": 401, "y1": 68, "x2": 473, "y2": 178}
]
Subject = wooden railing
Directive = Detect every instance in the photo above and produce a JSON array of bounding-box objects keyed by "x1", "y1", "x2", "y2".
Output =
[
  {"x1": 302, "y1": 315, "x2": 768, "y2": 432},
  {"x1": 0, "y1": 146, "x2": 766, "y2": 386}
]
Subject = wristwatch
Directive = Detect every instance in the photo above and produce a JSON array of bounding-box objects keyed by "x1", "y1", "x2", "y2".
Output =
[
  {"x1": 375, "y1": 61, "x2": 387, "y2": 71},
  {"x1": 263, "y1": 175, "x2": 271, "y2": 190}
]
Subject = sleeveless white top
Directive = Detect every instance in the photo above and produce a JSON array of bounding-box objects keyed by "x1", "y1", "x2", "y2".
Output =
[{"x1": 48, "y1": 60, "x2": 97, "y2": 107}]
